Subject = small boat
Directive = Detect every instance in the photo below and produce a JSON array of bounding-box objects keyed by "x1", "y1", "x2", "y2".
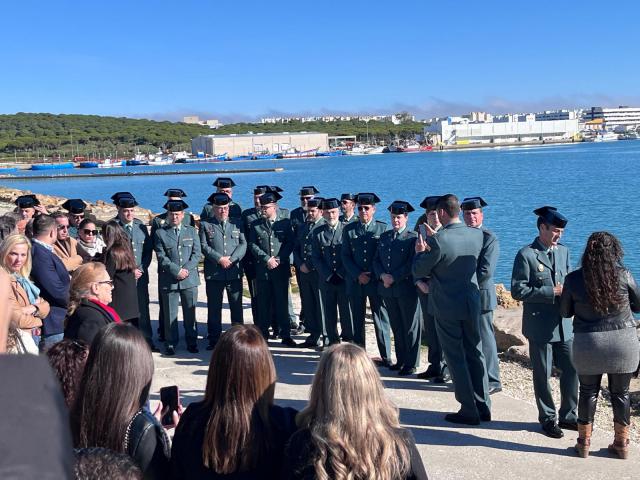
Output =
[
  {"x1": 252, "y1": 152, "x2": 279, "y2": 160},
  {"x1": 147, "y1": 157, "x2": 173, "y2": 166},
  {"x1": 176, "y1": 153, "x2": 228, "y2": 163},
  {"x1": 31, "y1": 162, "x2": 74, "y2": 171},
  {"x1": 231, "y1": 154, "x2": 255, "y2": 161},
  {"x1": 126, "y1": 159, "x2": 148, "y2": 166},
  {"x1": 316, "y1": 150, "x2": 345, "y2": 157},
  {"x1": 280, "y1": 148, "x2": 319, "y2": 158},
  {"x1": 97, "y1": 158, "x2": 125, "y2": 168},
  {"x1": 593, "y1": 132, "x2": 618, "y2": 142},
  {"x1": 79, "y1": 161, "x2": 99, "y2": 168},
  {"x1": 0, "y1": 166, "x2": 18, "y2": 175}
]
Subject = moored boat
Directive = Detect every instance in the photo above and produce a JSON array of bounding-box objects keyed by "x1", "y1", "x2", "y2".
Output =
[
  {"x1": 280, "y1": 148, "x2": 319, "y2": 158},
  {"x1": 97, "y1": 158, "x2": 125, "y2": 168},
  {"x1": 79, "y1": 161, "x2": 99, "y2": 168},
  {"x1": 31, "y1": 162, "x2": 74, "y2": 171}
]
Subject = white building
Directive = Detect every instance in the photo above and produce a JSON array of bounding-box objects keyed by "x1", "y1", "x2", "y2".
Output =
[
  {"x1": 535, "y1": 109, "x2": 578, "y2": 121},
  {"x1": 582, "y1": 106, "x2": 640, "y2": 130},
  {"x1": 182, "y1": 116, "x2": 222, "y2": 129},
  {"x1": 191, "y1": 132, "x2": 329, "y2": 157}
]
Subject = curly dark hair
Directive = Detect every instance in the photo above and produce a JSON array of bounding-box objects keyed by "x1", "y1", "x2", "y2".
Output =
[
  {"x1": 74, "y1": 447, "x2": 142, "y2": 480},
  {"x1": 46, "y1": 339, "x2": 90, "y2": 409},
  {"x1": 581, "y1": 231, "x2": 625, "y2": 315}
]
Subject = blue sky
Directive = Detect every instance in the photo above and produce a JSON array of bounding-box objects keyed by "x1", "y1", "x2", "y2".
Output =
[{"x1": 2, "y1": 0, "x2": 639, "y2": 122}]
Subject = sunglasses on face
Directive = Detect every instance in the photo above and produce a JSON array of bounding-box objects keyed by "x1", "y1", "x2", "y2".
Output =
[
  {"x1": 82, "y1": 229, "x2": 98, "y2": 235},
  {"x1": 357, "y1": 206, "x2": 372, "y2": 211},
  {"x1": 57, "y1": 224, "x2": 69, "y2": 230},
  {"x1": 96, "y1": 280, "x2": 113, "y2": 286}
]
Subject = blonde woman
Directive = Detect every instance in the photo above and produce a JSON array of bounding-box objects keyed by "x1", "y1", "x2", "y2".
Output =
[
  {"x1": 0, "y1": 234, "x2": 50, "y2": 353},
  {"x1": 283, "y1": 343, "x2": 428, "y2": 480}
]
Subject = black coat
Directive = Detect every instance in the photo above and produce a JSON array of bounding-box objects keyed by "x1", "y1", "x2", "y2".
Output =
[
  {"x1": 64, "y1": 298, "x2": 114, "y2": 344},
  {"x1": 102, "y1": 253, "x2": 139, "y2": 322},
  {"x1": 170, "y1": 402, "x2": 297, "y2": 480}
]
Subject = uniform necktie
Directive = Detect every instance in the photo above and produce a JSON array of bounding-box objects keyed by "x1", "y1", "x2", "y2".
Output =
[
  {"x1": 393, "y1": 230, "x2": 398, "y2": 240},
  {"x1": 174, "y1": 227, "x2": 180, "y2": 239},
  {"x1": 125, "y1": 224, "x2": 132, "y2": 236}
]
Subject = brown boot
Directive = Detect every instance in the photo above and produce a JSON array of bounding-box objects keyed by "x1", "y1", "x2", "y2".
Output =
[
  {"x1": 608, "y1": 423, "x2": 630, "y2": 459},
  {"x1": 575, "y1": 423, "x2": 592, "y2": 458}
]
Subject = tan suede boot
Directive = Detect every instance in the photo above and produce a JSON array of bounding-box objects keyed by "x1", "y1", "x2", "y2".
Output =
[
  {"x1": 575, "y1": 423, "x2": 592, "y2": 458},
  {"x1": 608, "y1": 423, "x2": 630, "y2": 459}
]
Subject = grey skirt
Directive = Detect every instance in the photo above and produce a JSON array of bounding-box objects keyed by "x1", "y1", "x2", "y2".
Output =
[{"x1": 572, "y1": 327, "x2": 640, "y2": 375}]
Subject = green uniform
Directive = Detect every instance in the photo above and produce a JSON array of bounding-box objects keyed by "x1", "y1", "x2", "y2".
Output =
[
  {"x1": 154, "y1": 224, "x2": 202, "y2": 349},
  {"x1": 201, "y1": 200, "x2": 242, "y2": 222},
  {"x1": 412, "y1": 222, "x2": 490, "y2": 420},
  {"x1": 248, "y1": 215, "x2": 295, "y2": 339},
  {"x1": 200, "y1": 218, "x2": 246, "y2": 345},
  {"x1": 339, "y1": 213, "x2": 358, "y2": 226},
  {"x1": 341, "y1": 219, "x2": 391, "y2": 361},
  {"x1": 511, "y1": 238, "x2": 577, "y2": 424},
  {"x1": 373, "y1": 227, "x2": 420, "y2": 369},
  {"x1": 241, "y1": 207, "x2": 261, "y2": 322},
  {"x1": 478, "y1": 227, "x2": 501, "y2": 390}
]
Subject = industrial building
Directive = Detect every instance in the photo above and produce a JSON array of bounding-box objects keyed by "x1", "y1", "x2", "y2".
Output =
[
  {"x1": 582, "y1": 106, "x2": 640, "y2": 131},
  {"x1": 191, "y1": 132, "x2": 329, "y2": 157}
]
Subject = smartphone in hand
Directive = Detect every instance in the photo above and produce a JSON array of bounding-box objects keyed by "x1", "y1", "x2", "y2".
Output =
[
  {"x1": 159, "y1": 385, "x2": 180, "y2": 427},
  {"x1": 418, "y1": 224, "x2": 428, "y2": 239}
]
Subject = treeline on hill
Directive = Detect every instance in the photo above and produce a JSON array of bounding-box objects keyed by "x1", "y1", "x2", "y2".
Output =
[{"x1": 0, "y1": 113, "x2": 426, "y2": 160}]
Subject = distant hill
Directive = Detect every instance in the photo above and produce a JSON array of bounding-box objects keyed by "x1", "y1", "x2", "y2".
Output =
[{"x1": 0, "y1": 113, "x2": 425, "y2": 160}]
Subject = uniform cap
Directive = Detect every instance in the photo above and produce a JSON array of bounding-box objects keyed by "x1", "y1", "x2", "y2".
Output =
[
  {"x1": 321, "y1": 198, "x2": 341, "y2": 210},
  {"x1": 355, "y1": 192, "x2": 381, "y2": 205},
  {"x1": 307, "y1": 197, "x2": 323, "y2": 208},
  {"x1": 207, "y1": 192, "x2": 231, "y2": 206},
  {"x1": 212, "y1": 177, "x2": 236, "y2": 188},
  {"x1": 299, "y1": 186, "x2": 319, "y2": 196},
  {"x1": 15, "y1": 194, "x2": 40, "y2": 208},
  {"x1": 61, "y1": 199, "x2": 87, "y2": 214},
  {"x1": 111, "y1": 192, "x2": 135, "y2": 205},
  {"x1": 340, "y1": 193, "x2": 357, "y2": 201},
  {"x1": 259, "y1": 191, "x2": 282, "y2": 205},
  {"x1": 163, "y1": 200, "x2": 189, "y2": 212},
  {"x1": 533, "y1": 206, "x2": 568, "y2": 228},
  {"x1": 116, "y1": 196, "x2": 138, "y2": 208},
  {"x1": 163, "y1": 188, "x2": 187, "y2": 198},
  {"x1": 461, "y1": 196, "x2": 488, "y2": 210},
  {"x1": 388, "y1": 200, "x2": 415, "y2": 214},
  {"x1": 419, "y1": 195, "x2": 441, "y2": 211}
]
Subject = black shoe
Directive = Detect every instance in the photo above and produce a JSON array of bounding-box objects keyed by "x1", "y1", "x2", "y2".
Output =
[
  {"x1": 149, "y1": 343, "x2": 160, "y2": 353},
  {"x1": 558, "y1": 420, "x2": 578, "y2": 431},
  {"x1": 373, "y1": 358, "x2": 392, "y2": 368},
  {"x1": 158, "y1": 336, "x2": 166, "y2": 343},
  {"x1": 417, "y1": 369, "x2": 441, "y2": 380},
  {"x1": 293, "y1": 324, "x2": 306, "y2": 335},
  {"x1": 399, "y1": 367, "x2": 416, "y2": 376},
  {"x1": 301, "y1": 339, "x2": 321, "y2": 348},
  {"x1": 165, "y1": 346, "x2": 175, "y2": 356},
  {"x1": 444, "y1": 412, "x2": 480, "y2": 426},
  {"x1": 541, "y1": 420, "x2": 564, "y2": 439},
  {"x1": 389, "y1": 363, "x2": 403, "y2": 371},
  {"x1": 479, "y1": 410, "x2": 492, "y2": 422},
  {"x1": 432, "y1": 372, "x2": 451, "y2": 384},
  {"x1": 489, "y1": 386, "x2": 503, "y2": 395},
  {"x1": 206, "y1": 342, "x2": 216, "y2": 351},
  {"x1": 281, "y1": 337, "x2": 298, "y2": 347},
  {"x1": 187, "y1": 345, "x2": 199, "y2": 354}
]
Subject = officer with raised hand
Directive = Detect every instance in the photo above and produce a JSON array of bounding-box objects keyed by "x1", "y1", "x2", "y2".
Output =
[
  {"x1": 248, "y1": 190, "x2": 297, "y2": 347},
  {"x1": 154, "y1": 199, "x2": 202, "y2": 356},
  {"x1": 112, "y1": 192, "x2": 155, "y2": 350},
  {"x1": 15, "y1": 194, "x2": 48, "y2": 220},
  {"x1": 462, "y1": 196, "x2": 502, "y2": 395},
  {"x1": 341, "y1": 192, "x2": 391, "y2": 364},
  {"x1": 200, "y1": 192, "x2": 246, "y2": 349},
  {"x1": 202, "y1": 177, "x2": 242, "y2": 222},
  {"x1": 339, "y1": 193, "x2": 358, "y2": 225},
  {"x1": 374, "y1": 200, "x2": 420, "y2": 376},
  {"x1": 294, "y1": 197, "x2": 326, "y2": 348}
]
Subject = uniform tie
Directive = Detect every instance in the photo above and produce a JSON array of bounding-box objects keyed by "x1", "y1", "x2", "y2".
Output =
[
  {"x1": 393, "y1": 230, "x2": 398, "y2": 240},
  {"x1": 174, "y1": 227, "x2": 180, "y2": 239},
  {"x1": 125, "y1": 224, "x2": 132, "y2": 237}
]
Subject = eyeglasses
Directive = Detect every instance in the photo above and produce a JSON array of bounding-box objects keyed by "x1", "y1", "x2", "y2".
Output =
[
  {"x1": 82, "y1": 229, "x2": 98, "y2": 235},
  {"x1": 57, "y1": 225, "x2": 69, "y2": 230},
  {"x1": 341, "y1": 200, "x2": 351, "y2": 204},
  {"x1": 357, "y1": 206, "x2": 372, "y2": 211},
  {"x1": 95, "y1": 280, "x2": 114, "y2": 286}
]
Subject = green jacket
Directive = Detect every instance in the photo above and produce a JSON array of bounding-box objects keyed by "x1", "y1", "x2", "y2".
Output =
[
  {"x1": 312, "y1": 222, "x2": 347, "y2": 285},
  {"x1": 248, "y1": 216, "x2": 294, "y2": 281},
  {"x1": 201, "y1": 200, "x2": 242, "y2": 222},
  {"x1": 293, "y1": 218, "x2": 325, "y2": 271},
  {"x1": 478, "y1": 227, "x2": 499, "y2": 311},
  {"x1": 373, "y1": 228, "x2": 418, "y2": 298},
  {"x1": 153, "y1": 225, "x2": 202, "y2": 291},
  {"x1": 341, "y1": 219, "x2": 388, "y2": 296},
  {"x1": 199, "y1": 218, "x2": 246, "y2": 282},
  {"x1": 511, "y1": 237, "x2": 572, "y2": 343}
]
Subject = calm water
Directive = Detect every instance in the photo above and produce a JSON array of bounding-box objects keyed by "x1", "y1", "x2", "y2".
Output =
[{"x1": 5, "y1": 141, "x2": 640, "y2": 285}]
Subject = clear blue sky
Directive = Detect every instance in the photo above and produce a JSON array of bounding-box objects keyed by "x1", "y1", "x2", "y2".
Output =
[{"x1": 2, "y1": 0, "x2": 639, "y2": 122}]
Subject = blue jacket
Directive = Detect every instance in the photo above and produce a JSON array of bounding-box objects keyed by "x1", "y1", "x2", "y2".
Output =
[{"x1": 30, "y1": 242, "x2": 69, "y2": 335}]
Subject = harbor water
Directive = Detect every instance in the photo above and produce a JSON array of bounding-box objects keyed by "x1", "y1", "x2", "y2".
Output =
[{"x1": 4, "y1": 141, "x2": 640, "y2": 285}]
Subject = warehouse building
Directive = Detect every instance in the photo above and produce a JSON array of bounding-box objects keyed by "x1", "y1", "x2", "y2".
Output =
[{"x1": 191, "y1": 132, "x2": 329, "y2": 157}]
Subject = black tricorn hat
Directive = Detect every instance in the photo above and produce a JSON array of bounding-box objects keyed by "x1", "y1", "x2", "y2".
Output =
[
  {"x1": 62, "y1": 199, "x2": 87, "y2": 214},
  {"x1": 355, "y1": 192, "x2": 381, "y2": 205},
  {"x1": 207, "y1": 192, "x2": 231, "y2": 206},
  {"x1": 419, "y1": 195, "x2": 441, "y2": 211},
  {"x1": 116, "y1": 196, "x2": 138, "y2": 208},
  {"x1": 461, "y1": 197, "x2": 488, "y2": 210},
  {"x1": 15, "y1": 194, "x2": 40, "y2": 208},
  {"x1": 213, "y1": 177, "x2": 236, "y2": 188},
  {"x1": 258, "y1": 191, "x2": 282, "y2": 205},
  {"x1": 388, "y1": 201, "x2": 415, "y2": 215},
  {"x1": 340, "y1": 193, "x2": 357, "y2": 201},
  {"x1": 299, "y1": 186, "x2": 319, "y2": 196},
  {"x1": 164, "y1": 188, "x2": 187, "y2": 198},
  {"x1": 321, "y1": 198, "x2": 341, "y2": 210},
  {"x1": 111, "y1": 192, "x2": 135, "y2": 205},
  {"x1": 307, "y1": 197, "x2": 323, "y2": 208},
  {"x1": 533, "y1": 206, "x2": 568, "y2": 228},
  {"x1": 163, "y1": 200, "x2": 189, "y2": 212}
]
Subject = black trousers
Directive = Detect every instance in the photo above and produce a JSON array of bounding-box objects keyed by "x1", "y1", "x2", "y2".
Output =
[{"x1": 578, "y1": 373, "x2": 633, "y2": 425}]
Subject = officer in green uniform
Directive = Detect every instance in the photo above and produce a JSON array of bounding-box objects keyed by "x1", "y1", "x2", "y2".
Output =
[
  {"x1": 202, "y1": 177, "x2": 242, "y2": 222},
  {"x1": 111, "y1": 192, "x2": 155, "y2": 350},
  {"x1": 200, "y1": 193, "x2": 246, "y2": 350},
  {"x1": 150, "y1": 189, "x2": 196, "y2": 343},
  {"x1": 414, "y1": 195, "x2": 448, "y2": 382},
  {"x1": 462, "y1": 196, "x2": 502, "y2": 394},
  {"x1": 153, "y1": 199, "x2": 202, "y2": 356},
  {"x1": 290, "y1": 186, "x2": 319, "y2": 235},
  {"x1": 339, "y1": 193, "x2": 358, "y2": 225},
  {"x1": 341, "y1": 192, "x2": 392, "y2": 364},
  {"x1": 374, "y1": 201, "x2": 420, "y2": 376},
  {"x1": 248, "y1": 191, "x2": 297, "y2": 346},
  {"x1": 412, "y1": 194, "x2": 490, "y2": 425},
  {"x1": 312, "y1": 198, "x2": 353, "y2": 344},
  {"x1": 511, "y1": 206, "x2": 578, "y2": 439},
  {"x1": 61, "y1": 199, "x2": 88, "y2": 238},
  {"x1": 293, "y1": 197, "x2": 325, "y2": 348}
]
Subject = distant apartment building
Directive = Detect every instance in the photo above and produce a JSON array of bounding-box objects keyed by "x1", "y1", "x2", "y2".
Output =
[
  {"x1": 182, "y1": 116, "x2": 222, "y2": 129},
  {"x1": 582, "y1": 106, "x2": 640, "y2": 131},
  {"x1": 191, "y1": 132, "x2": 329, "y2": 157},
  {"x1": 259, "y1": 114, "x2": 414, "y2": 125},
  {"x1": 463, "y1": 111, "x2": 494, "y2": 123},
  {"x1": 534, "y1": 109, "x2": 578, "y2": 121}
]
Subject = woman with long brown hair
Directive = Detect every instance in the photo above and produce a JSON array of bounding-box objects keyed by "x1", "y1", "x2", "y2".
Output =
[
  {"x1": 283, "y1": 343, "x2": 428, "y2": 480},
  {"x1": 170, "y1": 324, "x2": 297, "y2": 479},
  {"x1": 99, "y1": 221, "x2": 139, "y2": 325},
  {"x1": 561, "y1": 231, "x2": 640, "y2": 459},
  {"x1": 71, "y1": 323, "x2": 171, "y2": 479}
]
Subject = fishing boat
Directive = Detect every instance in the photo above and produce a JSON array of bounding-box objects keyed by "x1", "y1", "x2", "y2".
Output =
[
  {"x1": 175, "y1": 153, "x2": 228, "y2": 163},
  {"x1": 126, "y1": 159, "x2": 148, "y2": 166},
  {"x1": 253, "y1": 152, "x2": 280, "y2": 160},
  {"x1": 31, "y1": 162, "x2": 74, "y2": 171},
  {"x1": 78, "y1": 161, "x2": 99, "y2": 168},
  {"x1": 146, "y1": 156, "x2": 173, "y2": 166},
  {"x1": 316, "y1": 150, "x2": 345, "y2": 157},
  {"x1": 593, "y1": 131, "x2": 618, "y2": 142},
  {"x1": 97, "y1": 158, "x2": 125, "y2": 168},
  {"x1": 280, "y1": 148, "x2": 319, "y2": 158}
]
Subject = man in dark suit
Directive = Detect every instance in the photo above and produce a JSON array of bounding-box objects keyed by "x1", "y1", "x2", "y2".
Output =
[
  {"x1": 199, "y1": 193, "x2": 247, "y2": 350},
  {"x1": 462, "y1": 197, "x2": 502, "y2": 395},
  {"x1": 29, "y1": 215, "x2": 69, "y2": 350},
  {"x1": 511, "y1": 206, "x2": 578, "y2": 438},
  {"x1": 412, "y1": 194, "x2": 490, "y2": 425},
  {"x1": 374, "y1": 201, "x2": 419, "y2": 376}
]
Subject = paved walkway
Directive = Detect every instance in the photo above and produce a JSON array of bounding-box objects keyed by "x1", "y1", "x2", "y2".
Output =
[{"x1": 148, "y1": 269, "x2": 639, "y2": 480}]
